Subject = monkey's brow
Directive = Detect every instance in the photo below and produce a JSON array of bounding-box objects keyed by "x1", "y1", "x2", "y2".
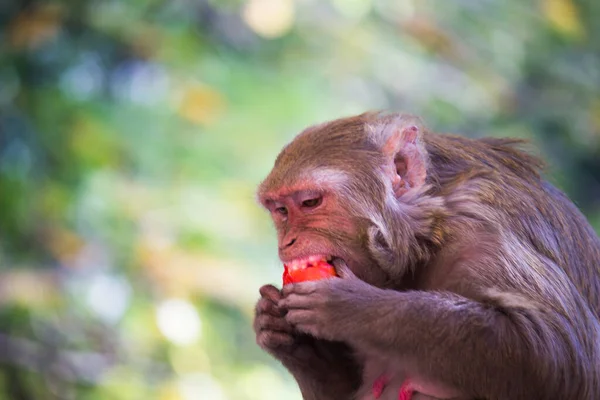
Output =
[
  {"x1": 262, "y1": 188, "x2": 322, "y2": 203},
  {"x1": 259, "y1": 168, "x2": 349, "y2": 202}
]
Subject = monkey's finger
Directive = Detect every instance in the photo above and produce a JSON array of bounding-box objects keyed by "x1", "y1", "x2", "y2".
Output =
[
  {"x1": 256, "y1": 297, "x2": 285, "y2": 317},
  {"x1": 259, "y1": 284, "x2": 282, "y2": 303},
  {"x1": 257, "y1": 330, "x2": 295, "y2": 349},
  {"x1": 282, "y1": 281, "x2": 318, "y2": 297},
  {"x1": 278, "y1": 294, "x2": 315, "y2": 310},
  {"x1": 285, "y1": 309, "x2": 317, "y2": 326},
  {"x1": 255, "y1": 314, "x2": 294, "y2": 333},
  {"x1": 253, "y1": 311, "x2": 290, "y2": 334}
]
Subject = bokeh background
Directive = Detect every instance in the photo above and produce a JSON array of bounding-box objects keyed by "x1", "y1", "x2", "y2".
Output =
[{"x1": 0, "y1": 0, "x2": 599, "y2": 399}]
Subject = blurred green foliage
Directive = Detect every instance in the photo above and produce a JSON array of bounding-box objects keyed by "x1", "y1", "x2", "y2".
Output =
[{"x1": 0, "y1": 0, "x2": 599, "y2": 399}]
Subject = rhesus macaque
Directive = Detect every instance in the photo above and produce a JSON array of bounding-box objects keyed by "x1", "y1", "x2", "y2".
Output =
[{"x1": 253, "y1": 112, "x2": 600, "y2": 400}]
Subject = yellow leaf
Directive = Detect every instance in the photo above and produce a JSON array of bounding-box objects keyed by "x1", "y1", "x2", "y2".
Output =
[
  {"x1": 177, "y1": 84, "x2": 226, "y2": 126},
  {"x1": 44, "y1": 227, "x2": 84, "y2": 265},
  {"x1": 8, "y1": 4, "x2": 63, "y2": 49},
  {"x1": 542, "y1": 0, "x2": 585, "y2": 39}
]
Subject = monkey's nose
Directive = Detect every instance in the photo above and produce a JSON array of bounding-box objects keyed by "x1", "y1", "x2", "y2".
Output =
[{"x1": 279, "y1": 237, "x2": 297, "y2": 250}]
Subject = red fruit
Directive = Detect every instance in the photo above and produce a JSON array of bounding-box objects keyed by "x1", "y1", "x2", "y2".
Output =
[{"x1": 283, "y1": 259, "x2": 337, "y2": 285}]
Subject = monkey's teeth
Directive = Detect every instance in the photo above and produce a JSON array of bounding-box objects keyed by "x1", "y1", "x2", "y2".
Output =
[{"x1": 285, "y1": 255, "x2": 329, "y2": 271}]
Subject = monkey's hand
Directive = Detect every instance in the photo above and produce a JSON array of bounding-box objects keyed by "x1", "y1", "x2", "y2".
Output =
[
  {"x1": 254, "y1": 284, "x2": 297, "y2": 358},
  {"x1": 254, "y1": 284, "x2": 361, "y2": 399},
  {"x1": 280, "y1": 261, "x2": 374, "y2": 342}
]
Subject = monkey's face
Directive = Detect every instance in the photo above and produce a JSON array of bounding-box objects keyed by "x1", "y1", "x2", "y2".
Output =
[
  {"x1": 257, "y1": 123, "x2": 392, "y2": 286},
  {"x1": 259, "y1": 177, "x2": 389, "y2": 286}
]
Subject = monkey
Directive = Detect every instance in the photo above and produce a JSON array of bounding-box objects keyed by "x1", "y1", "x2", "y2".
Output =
[{"x1": 253, "y1": 111, "x2": 600, "y2": 400}]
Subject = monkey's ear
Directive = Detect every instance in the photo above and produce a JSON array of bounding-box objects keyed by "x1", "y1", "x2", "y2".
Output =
[{"x1": 382, "y1": 123, "x2": 428, "y2": 197}]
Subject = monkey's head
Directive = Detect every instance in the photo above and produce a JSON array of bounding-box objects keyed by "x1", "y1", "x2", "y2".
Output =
[{"x1": 257, "y1": 112, "x2": 446, "y2": 287}]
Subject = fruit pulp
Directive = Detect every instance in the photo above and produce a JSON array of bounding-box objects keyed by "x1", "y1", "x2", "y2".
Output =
[{"x1": 283, "y1": 258, "x2": 337, "y2": 285}]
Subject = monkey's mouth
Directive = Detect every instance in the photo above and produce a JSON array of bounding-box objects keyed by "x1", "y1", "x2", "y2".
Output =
[{"x1": 283, "y1": 255, "x2": 335, "y2": 272}]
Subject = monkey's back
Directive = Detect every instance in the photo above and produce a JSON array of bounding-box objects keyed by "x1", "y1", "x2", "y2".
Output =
[
  {"x1": 424, "y1": 132, "x2": 600, "y2": 316},
  {"x1": 538, "y1": 181, "x2": 600, "y2": 313}
]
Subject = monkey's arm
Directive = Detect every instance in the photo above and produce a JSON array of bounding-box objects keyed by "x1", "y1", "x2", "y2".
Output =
[{"x1": 281, "y1": 266, "x2": 598, "y2": 400}]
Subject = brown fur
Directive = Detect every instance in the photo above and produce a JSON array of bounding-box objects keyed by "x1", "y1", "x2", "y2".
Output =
[{"x1": 253, "y1": 112, "x2": 600, "y2": 400}]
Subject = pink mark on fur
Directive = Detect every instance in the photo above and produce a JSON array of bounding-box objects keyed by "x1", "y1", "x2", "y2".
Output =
[
  {"x1": 398, "y1": 379, "x2": 413, "y2": 400},
  {"x1": 373, "y1": 375, "x2": 414, "y2": 400},
  {"x1": 372, "y1": 374, "x2": 389, "y2": 399}
]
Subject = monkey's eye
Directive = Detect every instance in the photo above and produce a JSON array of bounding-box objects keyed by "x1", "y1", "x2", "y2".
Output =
[
  {"x1": 275, "y1": 206, "x2": 288, "y2": 216},
  {"x1": 301, "y1": 197, "x2": 322, "y2": 209}
]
